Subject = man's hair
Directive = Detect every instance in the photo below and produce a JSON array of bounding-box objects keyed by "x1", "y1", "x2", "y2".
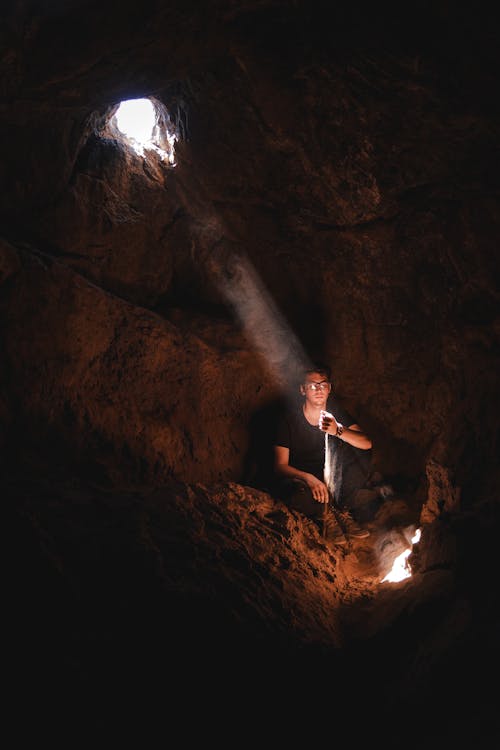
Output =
[{"x1": 302, "y1": 361, "x2": 332, "y2": 382}]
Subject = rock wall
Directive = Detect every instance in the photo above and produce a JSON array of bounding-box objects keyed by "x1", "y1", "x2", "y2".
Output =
[{"x1": 1, "y1": 1, "x2": 498, "y2": 500}]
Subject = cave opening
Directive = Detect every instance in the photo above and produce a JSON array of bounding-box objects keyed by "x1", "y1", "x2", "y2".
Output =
[{"x1": 106, "y1": 96, "x2": 178, "y2": 165}]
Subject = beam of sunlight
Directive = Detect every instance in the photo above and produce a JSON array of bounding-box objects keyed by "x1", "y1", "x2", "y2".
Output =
[
  {"x1": 323, "y1": 425, "x2": 343, "y2": 500},
  {"x1": 209, "y1": 250, "x2": 309, "y2": 393}
]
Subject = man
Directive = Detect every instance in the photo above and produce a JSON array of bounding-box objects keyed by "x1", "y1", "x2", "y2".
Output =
[{"x1": 273, "y1": 362, "x2": 372, "y2": 545}]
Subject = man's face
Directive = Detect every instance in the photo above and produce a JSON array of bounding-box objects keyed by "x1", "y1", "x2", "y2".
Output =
[{"x1": 301, "y1": 371, "x2": 331, "y2": 407}]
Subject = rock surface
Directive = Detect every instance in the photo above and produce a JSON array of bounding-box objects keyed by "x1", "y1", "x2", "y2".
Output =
[{"x1": 1, "y1": 2, "x2": 499, "y2": 741}]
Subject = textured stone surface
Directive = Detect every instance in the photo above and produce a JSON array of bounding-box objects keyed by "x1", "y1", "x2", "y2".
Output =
[{"x1": 1, "y1": 1, "x2": 499, "y2": 739}]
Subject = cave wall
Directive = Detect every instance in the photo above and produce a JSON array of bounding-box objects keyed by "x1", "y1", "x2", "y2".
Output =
[
  {"x1": 0, "y1": 1, "x2": 498, "y2": 499},
  {"x1": 2, "y1": 4, "x2": 500, "y2": 740}
]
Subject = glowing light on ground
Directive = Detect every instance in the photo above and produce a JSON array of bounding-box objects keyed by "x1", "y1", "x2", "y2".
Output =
[
  {"x1": 114, "y1": 98, "x2": 176, "y2": 163},
  {"x1": 381, "y1": 527, "x2": 421, "y2": 583}
]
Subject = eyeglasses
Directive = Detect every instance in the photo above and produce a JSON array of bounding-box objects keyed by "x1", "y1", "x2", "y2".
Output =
[{"x1": 304, "y1": 381, "x2": 331, "y2": 392}]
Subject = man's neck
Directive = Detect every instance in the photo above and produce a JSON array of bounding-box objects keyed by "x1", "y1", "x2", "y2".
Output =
[{"x1": 302, "y1": 402, "x2": 323, "y2": 424}]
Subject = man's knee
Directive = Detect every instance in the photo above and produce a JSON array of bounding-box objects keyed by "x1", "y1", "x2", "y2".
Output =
[{"x1": 278, "y1": 479, "x2": 323, "y2": 518}]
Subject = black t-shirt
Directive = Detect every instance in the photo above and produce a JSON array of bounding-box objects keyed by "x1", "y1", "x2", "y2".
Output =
[{"x1": 274, "y1": 397, "x2": 354, "y2": 481}]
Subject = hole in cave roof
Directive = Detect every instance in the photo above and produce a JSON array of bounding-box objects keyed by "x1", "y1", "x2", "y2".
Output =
[{"x1": 106, "y1": 96, "x2": 178, "y2": 165}]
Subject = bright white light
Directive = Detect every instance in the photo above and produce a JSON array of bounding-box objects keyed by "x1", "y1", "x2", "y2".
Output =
[
  {"x1": 116, "y1": 99, "x2": 155, "y2": 144},
  {"x1": 114, "y1": 98, "x2": 176, "y2": 163},
  {"x1": 381, "y1": 527, "x2": 421, "y2": 583}
]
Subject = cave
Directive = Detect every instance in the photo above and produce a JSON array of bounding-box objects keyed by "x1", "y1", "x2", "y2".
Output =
[{"x1": 2, "y1": 1, "x2": 499, "y2": 743}]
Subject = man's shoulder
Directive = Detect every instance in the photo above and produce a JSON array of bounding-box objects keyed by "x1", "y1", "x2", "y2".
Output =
[{"x1": 275, "y1": 402, "x2": 304, "y2": 433}]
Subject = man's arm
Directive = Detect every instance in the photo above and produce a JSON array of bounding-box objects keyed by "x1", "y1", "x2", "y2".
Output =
[
  {"x1": 319, "y1": 414, "x2": 372, "y2": 450},
  {"x1": 340, "y1": 423, "x2": 372, "y2": 450}
]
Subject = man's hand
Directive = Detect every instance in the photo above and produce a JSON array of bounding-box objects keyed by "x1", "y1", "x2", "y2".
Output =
[
  {"x1": 305, "y1": 474, "x2": 330, "y2": 503},
  {"x1": 319, "y1": 409, "x2": 339, "y2": 435}
]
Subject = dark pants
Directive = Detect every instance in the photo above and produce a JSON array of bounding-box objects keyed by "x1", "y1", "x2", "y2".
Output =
[{"x1": 273, "y1": 478, "x2": 327, "y2": 520}]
